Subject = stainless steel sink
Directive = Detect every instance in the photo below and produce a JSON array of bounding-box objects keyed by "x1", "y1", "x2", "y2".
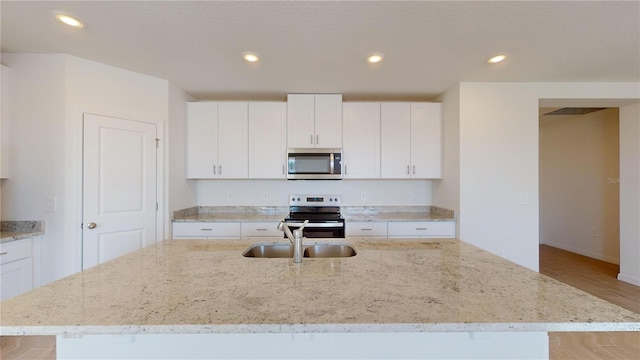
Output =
[
  {"x1": 242, "y1": 242, "x2": 356, "y2": 258},
  {"x1": 303, "y1": 244, "x2": 356, "y2": 258},
  {"x1": 242, "y1": 243, "x2": 293, "y2": 258}
]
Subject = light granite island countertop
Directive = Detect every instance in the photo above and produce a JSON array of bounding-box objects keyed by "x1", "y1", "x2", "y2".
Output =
[{"x1": 1, "y1": 238, "x2": 638, "y2": 359}]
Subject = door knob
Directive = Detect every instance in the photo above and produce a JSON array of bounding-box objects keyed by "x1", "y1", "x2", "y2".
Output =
[{"x1": 87, "y1": 222, "x2": 97, "y2": 229}]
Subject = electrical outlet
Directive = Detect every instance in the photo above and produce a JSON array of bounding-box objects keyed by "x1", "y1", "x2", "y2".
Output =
[
  {"x1": 407, "y1": 192, "x2": 413, "y2": 200},
  {"x1": 227, "y1": 192, "x2": 232, "y2": 201},
  {"x1": 45, "y1": 196, "x2": 57, "y2": 213},
  {"x1": 360, "y1": 192, "x2": 366, "y2": 200},
  {"x1": 263, "y1": 192, "x2": 269, "y2": 201}
]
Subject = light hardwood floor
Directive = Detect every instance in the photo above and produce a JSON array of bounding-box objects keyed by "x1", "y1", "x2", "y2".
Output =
[
  {"x1": 1, "y1": 245, "x2": 638, "y2": 360},
  {"x1": 541, "y1": 244, "x2": 640, "y2": 360}
]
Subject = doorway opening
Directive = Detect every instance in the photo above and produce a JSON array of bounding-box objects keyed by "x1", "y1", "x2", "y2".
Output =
[{"x1": 539, "y1": 106, "x2": 622, "y2": 284}]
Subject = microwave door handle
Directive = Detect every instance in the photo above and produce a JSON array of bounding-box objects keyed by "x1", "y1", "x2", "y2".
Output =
[{"x1": 330, "y1": 153, "x2": 334, "y2": 174}]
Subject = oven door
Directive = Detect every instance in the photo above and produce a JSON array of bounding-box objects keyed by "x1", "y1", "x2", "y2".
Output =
[{"x1": 286, "y1": 221, "x2": 345, "y2": 238}]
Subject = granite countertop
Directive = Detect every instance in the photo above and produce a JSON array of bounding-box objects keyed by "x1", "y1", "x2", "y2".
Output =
[
  {"x1": 1, "y1": 237, "x2": 638, "y2": 336},
  {"x1": 0, "y1": 221, "x2": 44, "y2": 243},
  {"x1": 173, "y1": 206, "x2": 289, "y2": 222},
  {"x1": 173, "y1": 206, "x2": 455, "y2": 223}
]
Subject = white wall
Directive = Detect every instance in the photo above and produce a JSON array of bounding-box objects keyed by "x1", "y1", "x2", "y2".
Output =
[
  {"x1": 168, "y1": 83, "x2": 197, "y2": 224},
  {"x1": 456, "y1": 82, "x2": 639, "y2": 273},
  {"x1": 196, "y1": 180, "x2": 432, "y2": 206},
  {"x1": 539, "y1": 108, "x2": 620, "y2": 263},
  {"x1": 619, "y1": 103, "x2": 640, "y2": 285},
  {"x1": 1, "y1": 53, "x2": 170, "y2": 282},
  {"x1": 433, "y1": 84, "x2": 460, "y2": 236},
  {"x1": 0, "y1": 54, "x2": 67, "y2": 282}
]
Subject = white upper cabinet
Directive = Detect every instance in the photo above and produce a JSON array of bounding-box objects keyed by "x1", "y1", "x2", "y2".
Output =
[
  {"x1": 381, "y1": 102, "x2": 442, "y2": 179},
  {"x1": 381, "y1": 103, "x2": 412, "y2": 178},
  {"x1": 287, "y1": 94, "x2": 342, "y2": 148},
  {"x1": 343, "y1": 102, "x2": 381, "y2": 179},
  {"x1": 410, "y1": 103, "x2": 442, "y2": 179},
  {"x1": 248, "y1": 102, "x2": 287, "y2": 179},
  {"x1": 186, "y1": 102, "x2": 248, "y2": 179}
]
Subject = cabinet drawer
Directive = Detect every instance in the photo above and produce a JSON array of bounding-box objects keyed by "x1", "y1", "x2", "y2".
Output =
[
  {"x1": 241, "y1": 222, "x2": 282, "y2": 238},
  {"x1": 0, "y1": 239, "x2": 32, "y2": 265},
  {"x1": 387, "y1": 221, "x2": 455, "y2": 237},
  {"x1": 173, "y1": 222, "x2": 241, "y2": 238},
  {"x1": 346, "y1": 222, "x2": 387, "y2": 237}
]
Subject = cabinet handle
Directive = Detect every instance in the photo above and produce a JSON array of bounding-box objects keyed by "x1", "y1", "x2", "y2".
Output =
[
  {"x1": 213, "y1": 165, "x2": 216, "y2": 175},
  {"x1": 219, "y1": 165, "x2": 222, "y2": 175},
  {"x1": 256, "y1": 228, "x2": 268, "y2": 231},
  {"x1": 0, "y1": 252, "x2": 7, "y2": 256},
  {"x1": 200, "y1": 228, "x2": 213, "y2": 231},
  {"x1": 316, "y1": 134, "x2": 319, "y2": 145},
  {"x1": 413, "y1": 165, "x2": 416, "y2": 175},
  {"x1": 282, "y1": 165, "x2": 285, "y2": 175},
  {"x1": 310, "y1": 134, "x2": 313, "y2": 145},
  {"x1": 407, "y1": 165, "x2": 410, "y2": 175},
  {"x1": 345, "y1": 165, "x2": 347, "y2": 175},
  {"x1": 416, "y1": 227, "x2": 428, "y2": 231},
  {"x1": 361, "y1": 228, "x2": 372, "y2": 231}
]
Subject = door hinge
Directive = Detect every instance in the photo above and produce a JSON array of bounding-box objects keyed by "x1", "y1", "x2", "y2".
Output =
[{"x1": 155, "y1": 138, "x2": 160, "y2": 148}]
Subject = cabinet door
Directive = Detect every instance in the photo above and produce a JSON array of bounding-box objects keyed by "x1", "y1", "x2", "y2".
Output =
[
  {"x1": 173, "y1": 222, "x2": 241, "y2": 239},
  {"x1": 411, "y1": 103, "x2": 442, "y2": 179},
  {"x1": 343, "y1": 103, "x2": 380, "y2": 178},
  {"x1": 345, "y1": 221, "x2": 387, "y2": 237},
  {"x1": 217, "y1": 102, "x2": 248, "y2": 179},
  {"x1": 187, "y1": 102, "x2": 218, "y2": 179},
  {"x1": 381, "y1": 103, "x2": 411, "y2": 178},
  {"x1": 314, "y1": 94, "x2": 343, "y2": 148},
  {"x1": 248, "y1": 102, "x2": 286, "y2": 178},
  {"x1": 387, "y1": 221, "x2": 455, "y2": 238},
  {"x1": 241, "y1": 222, "x2": 283, "y2": 238},
  {"x1": 0, "y1": 239, "x2": 33, "y2": 301},
  {"x1": 287, "y1": 94, "x2": 315, "y2": 148}
]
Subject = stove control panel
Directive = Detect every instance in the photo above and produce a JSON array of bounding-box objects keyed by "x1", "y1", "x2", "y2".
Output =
[{"x1": 289, "y1": 194, "x2": 341, "y2": 206}]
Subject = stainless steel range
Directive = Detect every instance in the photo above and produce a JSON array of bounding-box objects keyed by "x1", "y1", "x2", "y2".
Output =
[{"x1": 284, "y1": 194, "x2": 345, "y2": 238}]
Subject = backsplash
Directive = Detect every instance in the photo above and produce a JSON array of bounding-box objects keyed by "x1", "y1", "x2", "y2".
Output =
[{"x1": 195, "y1": 179, "x2": 433, "y2": 206}]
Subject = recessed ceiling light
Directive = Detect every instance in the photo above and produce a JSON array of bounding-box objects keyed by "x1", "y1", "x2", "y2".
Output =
[
  {"x1": 488, "y1": 54, "x2": 507, "y2": 64},
  {"x1": 367, "y1": 53, "x2": 384, "y2": 64},
  {"x1": 242, "y1": 52, "x2": 260, "y2": 63},
  {"x1": 54, "y1": 12, "x2": 85, "y2": 28}
]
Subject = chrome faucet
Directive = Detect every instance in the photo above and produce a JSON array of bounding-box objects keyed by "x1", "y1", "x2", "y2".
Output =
[{"x1": 277, "y1": 220, "x2": 308, "y2": 263}]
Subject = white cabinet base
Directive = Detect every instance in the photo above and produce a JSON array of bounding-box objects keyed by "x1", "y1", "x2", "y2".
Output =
[{"x1": 57, "y1": 332, "x2": 548, "y2": 359}]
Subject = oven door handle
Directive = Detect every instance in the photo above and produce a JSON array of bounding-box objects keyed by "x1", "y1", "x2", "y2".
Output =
[{"x1": 286, "y1": 222, "x2": 344, "y2": 228}]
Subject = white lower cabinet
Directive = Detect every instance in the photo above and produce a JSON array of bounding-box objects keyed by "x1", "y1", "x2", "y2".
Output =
[
  {"x1": 387, "y1": 221, "x2": 455, "y2": 238},
  {"x1": 241, "y1": 222, "x2": 283, "y2": 239},
  {"x1": 345, "y1": 222, "x2": 387, "y2": 237},
  {"x1": 0, "y1": 238, "x2": 33, "y2": 301},
  {"x1": 173, "y1": 222, "x2": 241, "y2": 239}
]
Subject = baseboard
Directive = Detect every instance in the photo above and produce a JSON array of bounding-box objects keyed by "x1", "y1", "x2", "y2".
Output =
[
  {"x1": 617, "y1": 273, "x2": 640, "y2": 286},
  {"x1": 541, "y1": 241, "x2": 620, "y2": 265}
]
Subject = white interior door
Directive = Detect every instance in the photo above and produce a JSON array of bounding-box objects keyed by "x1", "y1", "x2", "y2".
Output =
[{"x1": 82, "y1": 113, "x2": 157, "y2": 270}]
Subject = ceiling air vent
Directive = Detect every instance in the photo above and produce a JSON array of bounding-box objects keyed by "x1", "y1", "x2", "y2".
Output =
[{"x1": 544, "y1": 108, "x2": 606, "y2": 116}]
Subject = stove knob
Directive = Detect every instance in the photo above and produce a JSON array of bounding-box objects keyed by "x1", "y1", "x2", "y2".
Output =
[
  {"x1": 329, "y1": 198, "x2": 333, "y2": 202},
  {"x1": 291, "y1": 197, "x2": 295, "y2": 202},
  {"x1": 297, "y1": 197, "x2": 301, "y2": 202}
]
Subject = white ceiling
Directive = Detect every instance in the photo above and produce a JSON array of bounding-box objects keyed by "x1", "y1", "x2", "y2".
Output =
[{"x1": 2, "y1": 1, "x2": 639, "y2": 101}]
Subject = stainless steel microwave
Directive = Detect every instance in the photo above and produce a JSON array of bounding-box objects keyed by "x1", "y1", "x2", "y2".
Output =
[{"x1": 287, "y1": 148, "x2": 342, "y2": 180}]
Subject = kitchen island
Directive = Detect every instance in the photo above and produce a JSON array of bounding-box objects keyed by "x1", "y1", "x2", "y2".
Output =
[{"x1": 1, "y1": 237, "x2": 638, "y2": 359}]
